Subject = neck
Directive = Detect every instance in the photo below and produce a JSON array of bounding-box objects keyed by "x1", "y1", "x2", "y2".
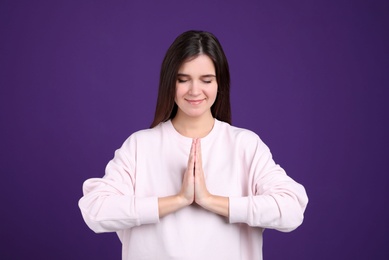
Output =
[{"x1": 172, "y1": 112, "x2": 215, "y2": 138}]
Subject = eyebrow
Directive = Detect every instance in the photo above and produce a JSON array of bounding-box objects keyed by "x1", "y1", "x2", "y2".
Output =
[{"x1": 177, "y1": 73, "x2": 216, "y2": 78}]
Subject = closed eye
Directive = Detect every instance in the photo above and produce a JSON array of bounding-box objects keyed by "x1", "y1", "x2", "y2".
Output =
[
  {"x1": 201, "y1": 75, "x2": 216, "y2": 84},
  {"x1": 177, "y1": 78, "x2": 189, "y2": 83}
]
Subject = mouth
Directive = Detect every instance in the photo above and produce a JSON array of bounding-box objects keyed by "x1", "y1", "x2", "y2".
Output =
[{"x1": 186, "y1": 99, "x2": 204, "y2": 105}]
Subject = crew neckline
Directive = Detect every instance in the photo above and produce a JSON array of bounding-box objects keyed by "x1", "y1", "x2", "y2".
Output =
[{"x1": 164, "y1": 119, "x2": 220, "y2": 145}]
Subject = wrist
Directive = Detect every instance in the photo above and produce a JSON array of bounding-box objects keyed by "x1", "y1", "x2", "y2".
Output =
[
  {"x1": 195, "y1": 193, "x2": 213, "y2": 209},
  {"x1": 197, "y1": 194, "x2": 229, "y2": 218},
  {"x1": 176, "y1": 194, "x2": 193, "y2": 207},
  {"x1": 158, "y1": 194, "x2": 192, "y2": 218}
]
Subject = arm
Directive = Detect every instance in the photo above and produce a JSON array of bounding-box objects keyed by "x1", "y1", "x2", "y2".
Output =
[
  {"x1": 158, "y1": 195, "x2": 191, "y2": 218},
  {"x1": 196, "y1": 194, "x2": 229, "y2": 218},
  {"x1": 79, "y1": 137, "x2": 200, "y2": 233},
  {"x1": 229, "y1": 135, "x2": 308, "y2": 232},
  {"x1": 78, "y1": 137, "x2": 159, "y2": 233}
]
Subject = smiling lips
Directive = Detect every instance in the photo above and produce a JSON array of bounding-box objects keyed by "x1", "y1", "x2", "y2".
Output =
[{"x1": 186, "y1": 99, "x2": 205, "y2": 105}]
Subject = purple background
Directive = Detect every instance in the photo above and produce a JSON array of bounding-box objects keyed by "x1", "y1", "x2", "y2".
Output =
[{"x1": 1, "y1": 0, "x2": 388, "y2": 259}]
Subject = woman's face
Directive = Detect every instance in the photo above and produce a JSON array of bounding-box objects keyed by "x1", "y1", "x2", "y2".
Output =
[{"x1": 174, "y1": 54, "x2": 218, "y2": 120}]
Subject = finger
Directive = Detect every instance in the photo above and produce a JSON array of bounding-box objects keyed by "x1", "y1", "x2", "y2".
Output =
[
  {"x1": 187, "y1": 139, "x2": 196, "y2": 171},
  {"x1": 196, "y1": 138, "x2": 202, "y2": 170},
  {"x1": 192, "y1": 138, "x2": 197, "y2": 164}
]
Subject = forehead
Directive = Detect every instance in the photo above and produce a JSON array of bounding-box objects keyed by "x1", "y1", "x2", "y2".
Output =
[{"x1": 178, "y1": 54, "x2": 215, "y2": 75}]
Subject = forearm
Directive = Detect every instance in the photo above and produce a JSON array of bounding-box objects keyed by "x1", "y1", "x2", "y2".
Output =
[
  {"x1": 229, "y1": 185, "x2": 308, "y2": 231},
  {"x1": 79, "y1": 193, "x2": 159, "y2": 232},
  {"x1": 198, "y1": 195, "x2": 229, "y2": 218},
  {"x1": 158, "y1": 195, "x2": 191, "y2": 218}
]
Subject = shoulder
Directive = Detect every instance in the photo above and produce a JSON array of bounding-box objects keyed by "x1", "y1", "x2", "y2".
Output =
[
  {"x1": 217, "y1": 120, "x2": 262, "y2": 143},
  {"x1": 215, "y1": 120, "x2": 270, "y2": 156},
  {"x1": 121, "y1": 122, "x2": 167, "y2": 147}
]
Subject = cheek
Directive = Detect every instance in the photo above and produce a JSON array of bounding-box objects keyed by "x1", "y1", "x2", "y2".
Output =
[
  {"x1": 175, "y1": 87, "x2": 183, "y2": 99},
  {"x1": 210, "y1": 84, "x2": 218, "y2": 99},
  {"x1": 174, "y1": 85, "x2": 186, "y2": 103},
  {"x1": 174, "y1": 84, "x2": 180, "y2": 98}
]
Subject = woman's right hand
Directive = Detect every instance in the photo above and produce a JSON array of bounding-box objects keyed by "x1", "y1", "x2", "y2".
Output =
[
  {"x1": 158, "y1": 139, "x2": 195, "y2": 218},
  {"x1": 178, "y1": 139, "x2": 195, "y2": 205}
]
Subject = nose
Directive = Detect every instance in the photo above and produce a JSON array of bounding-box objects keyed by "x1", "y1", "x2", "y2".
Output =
[{"x1": 188, "y1": 80, "x2": 201, "y2": 96}]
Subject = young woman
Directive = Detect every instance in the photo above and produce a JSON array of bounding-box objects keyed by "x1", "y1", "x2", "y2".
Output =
[{"x1": 79, "y1": 30, "x2": 308, "y2": 260}]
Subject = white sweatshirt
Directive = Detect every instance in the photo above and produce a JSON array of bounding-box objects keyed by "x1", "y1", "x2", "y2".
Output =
[{"x1": 79, "y1": 119, "x2": 308, "y2": 260}]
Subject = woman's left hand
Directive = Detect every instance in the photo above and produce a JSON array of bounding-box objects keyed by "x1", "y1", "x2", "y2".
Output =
[
  {"x1": 193, "y1": 138, "x2": 229, "y2": 217},
  {"x1": 193, "y1": 138, "x2": 212, "y2": 206}
]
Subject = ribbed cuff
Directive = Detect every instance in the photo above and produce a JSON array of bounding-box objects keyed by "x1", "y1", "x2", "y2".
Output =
[
  {"x1": 229, "y1": 197, "x2": 249, "y2": 224},
  {"x1": 136, "y1": 197, "x2": 159, "y2": 225}
]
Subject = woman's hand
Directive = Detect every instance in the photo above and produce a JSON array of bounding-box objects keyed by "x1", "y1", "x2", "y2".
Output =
[
  {"x1": 193, "y1": 139, "x2": 229, "y2": 217},
  {"x1": 193, "y1": 139, "x2": 212, "y2": 206},
  {"x1": 158, "y1": 139, "x2": 195, "y2": 218},
  {"x1": 177, "y1": 139, "x2": 196, "y2": 205},
  {"x1": 159, "y1": 138, "x2": 228, "y2": 218}
]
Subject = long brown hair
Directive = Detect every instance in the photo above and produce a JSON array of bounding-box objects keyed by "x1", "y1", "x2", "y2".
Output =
[{"x1": 150, "y1": 30, "x2": 231, "y2": 128}]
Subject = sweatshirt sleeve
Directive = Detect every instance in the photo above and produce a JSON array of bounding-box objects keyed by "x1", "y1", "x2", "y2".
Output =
[
  {"x1": 229, "y1": 133, "x2": 308, "y2": 232},
  {"x1": 78, "y1": 136, "x2": 159, "y2": 233}
]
